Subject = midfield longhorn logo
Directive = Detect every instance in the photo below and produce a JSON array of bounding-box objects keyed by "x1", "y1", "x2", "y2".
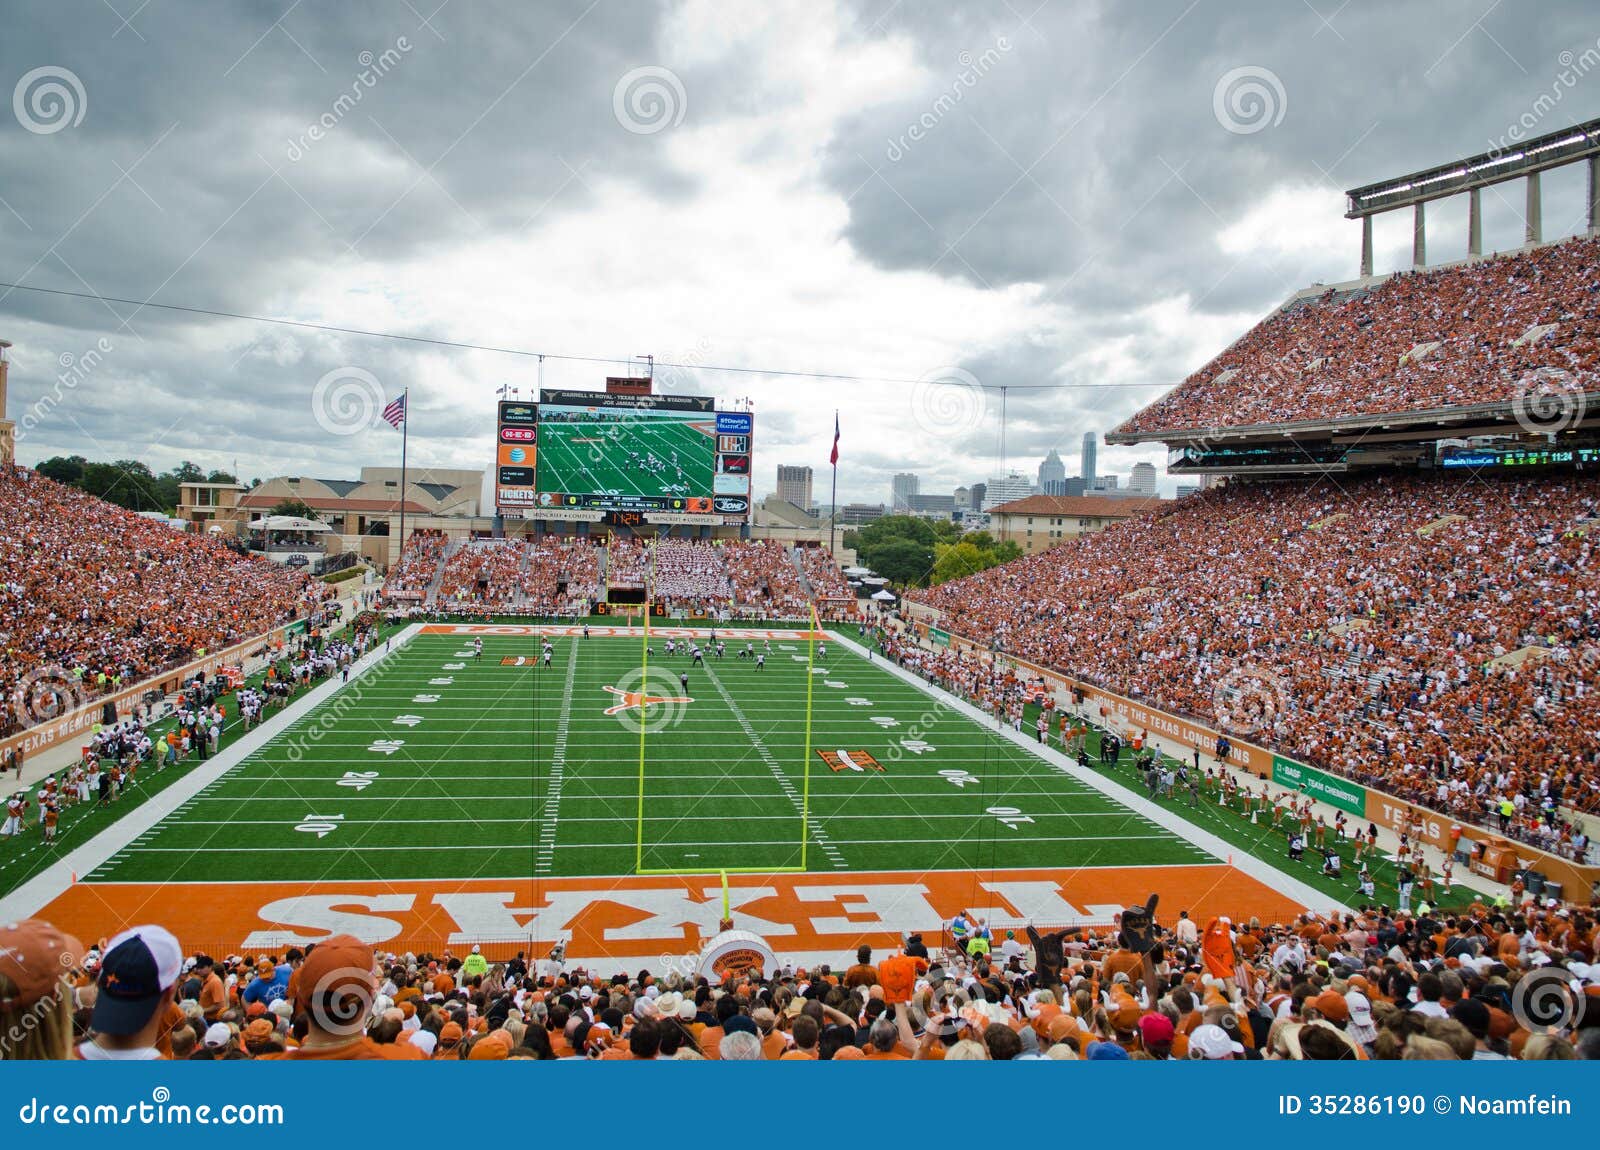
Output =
[{"x1": 602, "y1": 684, "x2": 693, "y2": 714}]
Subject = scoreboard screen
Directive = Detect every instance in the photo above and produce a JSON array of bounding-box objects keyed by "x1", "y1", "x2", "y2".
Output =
[
  {"x1": 1438, "y1": 444, "x2": 1600, "y2": 470},
  {"x1": 498, "y1": 389, "x2": 752, "y2": 517}
]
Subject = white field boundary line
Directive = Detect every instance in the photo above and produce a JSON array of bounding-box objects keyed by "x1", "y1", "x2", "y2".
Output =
[
  {"x1": 121, "y1": 834, "x2": 1184, "y2": 853},
  {"x1": 68, "y1": 860, "x2": 1226, "y2": 888},
  {"x1": 537, "y1": 641, "x2": 579, "y2": 874},
  {"x1": 699, "y1": 662, "x2": 847, "y2": 870},
  {"x1": 826, "y1": 631, "x2": 1353, "y2": 917},
  {"x1": 0, "y1": 624, "x2": 427, "y2": 922}
]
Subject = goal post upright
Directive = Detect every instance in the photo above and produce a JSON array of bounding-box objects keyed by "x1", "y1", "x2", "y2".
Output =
[
  {"x1": 799, "y1": 603, "x2": 818, "y2": 870},
  {"x1": 634, "y1": 603, "x2": 650, "y2": 873}
]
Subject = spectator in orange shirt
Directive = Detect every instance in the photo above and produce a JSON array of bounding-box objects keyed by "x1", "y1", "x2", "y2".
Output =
[
  {"x1": 843, "y1": 945, "x2": 878, "y2": 989},
  {"x1": 259, "y1": 935, "x2": 414, "y2": 1061}
]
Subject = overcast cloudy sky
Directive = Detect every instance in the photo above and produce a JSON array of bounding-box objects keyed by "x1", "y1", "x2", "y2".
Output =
[{"x1": 2, "y1": 0, "x2": 1597, "y2": 504}]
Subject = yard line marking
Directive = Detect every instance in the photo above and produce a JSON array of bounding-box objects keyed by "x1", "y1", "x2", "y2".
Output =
[
  {"x1": 701, "y1": 662, "x2": 846, "y2": 869},
  {"x1": 537, "y1": 639, "x2": 579, "y2": 875}
]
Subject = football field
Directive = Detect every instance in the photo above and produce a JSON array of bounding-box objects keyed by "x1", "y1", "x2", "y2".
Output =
[
  {"x1": 536, "y1": 416, "x2": 717, "y2": 501},
  {"x1": 8, "y1": 624, "x2": 1334, "y2": 961},
  {"x1": 81, "y1": 628, "x2": 1213, "y2": 882}
]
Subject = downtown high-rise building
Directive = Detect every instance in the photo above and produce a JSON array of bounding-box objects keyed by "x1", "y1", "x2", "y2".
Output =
[
  {"x1": 1081, "y1": 432, "x2": 1098, "y2": 489},
  {"x1": 1129, "y1": 461, "x2": 1157, "y2": 495},
  {"x1": 983, "y1": 473, "x2": 1033, "y2": 510},
  {"x1": 776, "y1": 464, "x2": 814, "y2": 511},
  {"x1": 1037, "y1": 448, "x2": 1066, "y2": 491},
  {"x1": 890, "y1": 472, "x2": 920, "y2": 512}
]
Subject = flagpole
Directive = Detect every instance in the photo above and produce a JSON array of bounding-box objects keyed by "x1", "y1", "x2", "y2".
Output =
[
  {"x1": 829, "y1": 409, "x2": 839, "y2": 557},
  {"x1": 396, "y1": 387, "x2": 409, "y2": 572}
]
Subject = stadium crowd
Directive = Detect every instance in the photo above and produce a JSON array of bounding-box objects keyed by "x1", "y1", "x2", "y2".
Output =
[
  {"x1": 605, "y1": 539, "x2": 649, "y2": 589},
  {"x1": 799, "y1": 545, "x2": 854, "y2": 602},
  {"x1": 650, "y1": 539, "x2": 732, "y2": 605},
  {"x1": 382, "y1": 528, "x2": 448, "y2": 600},
  {"x1": 523, "y1": 539, "x2": 601, "y2": 615},
  {"x1": 5, "y1": 898, "x2": 1594, "y2": 1061},
  {"x1": 914, "y1": 471, "x2": 1600, "y2": 852},
  {"x1": 3, "y1": 620, "x2": 384, "y2": 853},
  {"x1": 1118, "y1": 235, "x2": 1600, "y2": 435},
  {"x1": 436, "y1": 540, "x2": 523, "y2": 610},
  {"x1": 0, "y1": 467, "x2": 325, "y2": 736}
]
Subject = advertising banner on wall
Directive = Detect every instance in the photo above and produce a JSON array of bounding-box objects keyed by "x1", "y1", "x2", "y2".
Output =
[{"x1": 1270, "y1": 755, "x2": 1367, "y2": 815}]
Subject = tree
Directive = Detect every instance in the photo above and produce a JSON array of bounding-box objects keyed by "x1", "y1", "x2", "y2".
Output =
[
  {"x1": 77, "y1": 460, "x2": 163, "y2": 511},
  {"x1": 930, "y1": 541, "x2": 991, "y2": 585},
  {"x1": 927, "y1": 536, "x2": 1024, "y2": 587},
  {"x1": 35, "y1": 455, "x2": 87, "y2": 486},
  {"x1": 855, "y1": 515, "x2": 934, "y2": 551},
  {"x1": 205, "y1": 470, "x2": 238, "y2": 484},
  {"x1": 269, "y1": 499, "x2": 321, "y2": 521},
  {"x1": 865, "y1": 537, "x2": 935, "y2": 587},
  {"x1": 169, "y1": 461, "x2": 205, "y2": 483}
]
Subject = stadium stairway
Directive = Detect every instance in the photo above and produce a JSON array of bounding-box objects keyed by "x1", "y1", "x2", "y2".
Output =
[
  {"x1": 789, "y1": 545, "x2": 814, "y2": 598},
  {"x1": 422, "y1": 537, "x2": 461, "y2": 608},
  {"x1": 514, "y1": 540, "x2": 535, "y2": 612}
]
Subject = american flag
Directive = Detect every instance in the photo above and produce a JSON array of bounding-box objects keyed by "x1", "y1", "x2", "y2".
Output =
[{"x1": 381, "y1": 393, "x2": 406, "y2": 429}]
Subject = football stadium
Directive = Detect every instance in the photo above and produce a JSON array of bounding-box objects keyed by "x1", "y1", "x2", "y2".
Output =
[{"x1": 0, "y1": 6, "x2": 1597, "y2": 1096}]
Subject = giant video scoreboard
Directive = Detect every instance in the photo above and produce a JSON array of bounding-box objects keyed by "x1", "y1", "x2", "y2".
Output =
[{"x1": 494, "y1": 389, "x2": 753, "y2": 520}]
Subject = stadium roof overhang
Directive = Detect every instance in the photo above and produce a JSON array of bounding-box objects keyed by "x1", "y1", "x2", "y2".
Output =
[
  {"x1": 1344, "y1": 116, "x2": 1600, "y2": 218},
  {"x1": 1105, "y1": 393, "x2": 1600, "y2": 448}
]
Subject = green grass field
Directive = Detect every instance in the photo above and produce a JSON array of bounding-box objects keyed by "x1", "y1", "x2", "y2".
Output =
[
  {"x1": 535, "y1": 416, "x2": 717, "y2": 502},
  {"x1": 78, "y1": 630, "x2": 1214, "y2": 885}
]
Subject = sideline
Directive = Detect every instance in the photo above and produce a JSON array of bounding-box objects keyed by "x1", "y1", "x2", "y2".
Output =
[
  {"x1": 825, "y1": 628, "x2": 1353, "y2": 917},
  {"x1": 0, "y1": 625, "x2": 423, "y2": 923}
]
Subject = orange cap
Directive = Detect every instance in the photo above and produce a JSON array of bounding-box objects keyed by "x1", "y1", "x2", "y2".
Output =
[
  {"x1": 0, "y1": 919, "x2": 84, "y2": 1010},
  {"x1": 294, "y1": 934, "x2": 375, "y2": 1014}
]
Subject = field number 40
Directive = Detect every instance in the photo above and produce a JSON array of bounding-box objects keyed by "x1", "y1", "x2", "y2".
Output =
[{"x1": 295, "y1": 813, "x2": 345, "y2": 838}]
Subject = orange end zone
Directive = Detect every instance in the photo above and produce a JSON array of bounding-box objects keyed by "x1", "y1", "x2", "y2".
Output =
[{"x1": 37, "y1": 866, "x2": 1312, "y2": 961}]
